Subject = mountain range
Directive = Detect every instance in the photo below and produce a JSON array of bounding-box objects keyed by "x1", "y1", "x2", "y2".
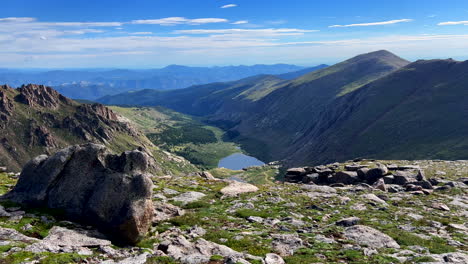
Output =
[
  {"x1": 0, "y1": 64, "x2": 326, "y2": 100},
  {"x1": 97, "y1": 50, "x2": 468, "y2": 166}
]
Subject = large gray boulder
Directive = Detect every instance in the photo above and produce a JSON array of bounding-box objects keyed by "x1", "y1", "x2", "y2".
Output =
[
  {"x1": 2, "y1": 143, "x2": 155, "y2": 245},
  {"x1": 344, "y1": 225, "x2": 400, "y2": 249},
  {"x1": 329, "y1": 171, "x2": 358, "y2": 185}
]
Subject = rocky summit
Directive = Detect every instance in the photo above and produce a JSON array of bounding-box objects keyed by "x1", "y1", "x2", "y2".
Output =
[
  {"x1": 2, "y1": 143, "x2": 155, "y2": 245},
  {"x1": 0, "y1": 156, "x2": 467, "y2": 263}
]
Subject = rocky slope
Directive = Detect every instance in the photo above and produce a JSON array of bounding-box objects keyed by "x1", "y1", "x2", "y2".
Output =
[
  {"x1": 0, "y1": 84, "x2": 195, "y2": 174},
  {"x1": 0, "y1": 157, "x2": 466, "y2": 263}
]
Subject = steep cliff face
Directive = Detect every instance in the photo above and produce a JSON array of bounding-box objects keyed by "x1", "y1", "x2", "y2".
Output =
[{"x1": 0, "y1": 84, "x2": 156, "y2": 171}]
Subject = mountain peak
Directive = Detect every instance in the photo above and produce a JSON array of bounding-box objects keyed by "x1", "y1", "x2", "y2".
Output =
[{"x1": 348, "y1": 50, "x2": 410, "y2": 68}]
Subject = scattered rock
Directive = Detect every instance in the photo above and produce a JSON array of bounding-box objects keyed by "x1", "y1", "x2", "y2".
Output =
[
  {"x1": 153, "y1": 202, "x2": 185, "y2": 222},
  {"x1": 221, "y1": 181, "x2": 259, "y2": 196},
  {"x1": 431, "y1": 202, "x2": 450, "y2": 211},
  {"x1": 301, "y1": 184, "x2": 337, "y2": 193},
  {"x1": 0, "y1": 227, "x2": 39, "y2": 243},
  {"x1": 344, "y1": 225, "x2": 400, "y2": 249},
  {"x1": 360, "y1": 193, "x2": 387, "y2": 206},
  {"x1": 25, "y1": 226, "x2": 111, "y2": 254},
  {"x1": 265, "y1": 253, "x2": 285, "y2": 264},
  {"x1": 157, "y1": 229, "x2": 250, "y2": 264},
  {"x1": 372, "y1": 178, "x2": 387, "y2": 191},
  {"x1": 172, "y1": 191, "x2": 206, "y2": 204},
  {"x1": 336, "y1": 217, "x2": 361, "y2": 227},
  {"x1": 101, "y1": 253, "x2": 150, "y2": 264},
  {"x1": 365, "y1": 165, "x2": 388, "y2": 184},
  {"x1": 271, "y1": 234, "x2": 303, "y2": 256},
  {"x1": 199, "y1": 171, "x2": 216, "y2": 180},
  {"x1": 247, "y1": 216, "x2": 264, "y2": 223},
  {"x1": 329, "y1": 171, "x2": 358, "y2": 185}
]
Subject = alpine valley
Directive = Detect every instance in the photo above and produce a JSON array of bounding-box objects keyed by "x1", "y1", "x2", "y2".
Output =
[{"x1": 0, "y1": 50, "x2": 467, "y2": 264}]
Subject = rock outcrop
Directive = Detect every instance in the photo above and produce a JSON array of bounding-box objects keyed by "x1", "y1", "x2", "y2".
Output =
[
  {"x1": 285, "y1": 162, "x2": 435, "y2": 193},
  {"x1": 0, "y1": 84, "x2": 159, "y2": 172},
  {"x1": 2, "y1": 143, "x2": 155, "y2": 244},
  {"x1": 15, "y1": 84, "x2": 73, "y2": 109}
]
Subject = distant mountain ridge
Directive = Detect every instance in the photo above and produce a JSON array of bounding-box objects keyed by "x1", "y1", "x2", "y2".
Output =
[{"x1": 0, "y1": 64, "x2": 323, "y2": 100}]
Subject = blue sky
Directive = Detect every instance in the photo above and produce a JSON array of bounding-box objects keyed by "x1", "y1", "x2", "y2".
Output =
[{"x1": 2, "y1": 0, "x2": 468, "y2": 68}]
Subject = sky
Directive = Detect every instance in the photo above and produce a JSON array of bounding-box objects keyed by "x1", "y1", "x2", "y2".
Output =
[{"x1": 2, "y1": 0, "x2": 468, "y2": 68}]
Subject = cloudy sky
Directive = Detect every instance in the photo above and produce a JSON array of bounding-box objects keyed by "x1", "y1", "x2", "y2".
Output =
[{"x1": 3, "y1": 0, "x2": 468, "y2": 68}]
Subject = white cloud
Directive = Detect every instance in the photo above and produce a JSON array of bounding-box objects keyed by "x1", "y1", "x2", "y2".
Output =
[
  {"x1": 231, "y1": 20, "x2": 249, "y2": 25},
  {"x1": 174, "y1": 28, "x2": 318, "y2": 36},
  {"x1": 131, "y1": 17, "x2": 228, "y2": 26},
  {"x1": 0, "y1": 17, "x2": 36, "y2": 23},
  {"x1": 221, "y1": 4, "x2": 237, "y2": 9},
  {"x1": 438, "y1": 21, "x2": 468, "y2": 26},
  {"x1": 42, "y1": 22, "x2": 122, "y2": 27},
  {"x1": 129, "y1": 32, "x2": 153, "y2": 35},
  {"x1": 330, "y1": 19, "x2": 413, "y2": 28}
]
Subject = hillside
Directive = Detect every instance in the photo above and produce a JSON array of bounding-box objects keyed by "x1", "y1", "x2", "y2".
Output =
[
  {"x1": 286, "y1": 58, "x2": 468, "y2": 165},
  {"x1": 98, "y1": 74, "x2": 289, "y2": 116},
  {"x1": 0, "y1": 84, "x2": 195, "y2": 174}
]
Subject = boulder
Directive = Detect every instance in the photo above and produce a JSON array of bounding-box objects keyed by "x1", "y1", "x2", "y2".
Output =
[
  {"x1": 2, "y1": 143, "x2": 155, "y2": 245},
  {"x1": 153, "y1": 202, "x2": 185, "y2": 222},
  {"x1": 365, "y1": 165, "x2": 388, "y2": 184},
  {"x1": 221, "y1": 181, "x2": 259, "y2": 196},
  {"x1": 265, "y1": 253, "x2": 285, "y2": 264},
  {"x1": 344, "y1": 225, "x2": 400, "y2": 249},
  {"x1": 329, "y1": 171, "x2": 358, "y2": 185},
  {"x1": 302, "y1": 173, "x2": 319, "y2": 184},
  {"x1": 412, "y1": 180, "x2": 433, "y2": 189},
  {"x1": 0, "y1": 166, "x2": 6, "y2": 172},
  {"x1": 357, "y1": 168, "x2": 370, "y2": 180},
  {"x1": 372, "y1": 178, "x2": 387, "y2": 192},
  {"x1": 0, "y1": 227, "x2": 40, "y2": 243},
  {"x1": 360, "y1": 194, "x2": 387, "y2": 206},
  {"x1": 393, "y1": 170, "x2": 417, "y2": 185},
  {"x1": 157, "y1": 231, "x2": 249, "y2": 264},
  {"x1": 285, "y1": 168, "x2": 307, "y2": 182},
  {"x1": 271, "y1": 234, "x2": 303, "y2": 256},
  {"x1": 199, "y1": 171, "x2": 216, "y2": 180},
  {"x1": 25, "y1": 226, "x2": 111, "y2": 254},
  {"x1": 172, "y1": 192, "x2": 206, "y2": 205},
  {"x1": 336, "y1": 217, "x2": 361, "y2": 227}
]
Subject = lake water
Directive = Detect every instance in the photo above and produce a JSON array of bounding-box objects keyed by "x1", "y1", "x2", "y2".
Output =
[{"x1": 218, "y1": 153, "x2": 265, "y2": 170}]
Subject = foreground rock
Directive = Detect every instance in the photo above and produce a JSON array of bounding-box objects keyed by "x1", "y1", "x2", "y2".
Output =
[
  {"x1": 2, "y1": 143, "x2": 155, "y2": 244},
  {"x1": 344, "y1": 225, "x2": 400, "y2": 249},
  {"x1": 156, "y1": 228, "x2": 257, "y2": 264},
  {"x1": 0, "y1": 227, "x2": 40, "y2": 243},
  {"x1": 25, "y1": 226, "x2": 111, "y2": 255}
]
